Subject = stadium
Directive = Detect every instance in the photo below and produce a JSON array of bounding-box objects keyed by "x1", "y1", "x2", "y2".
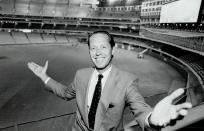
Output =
[{"x1": 0, "y1": 0, "x2": 204, "y2": 131}]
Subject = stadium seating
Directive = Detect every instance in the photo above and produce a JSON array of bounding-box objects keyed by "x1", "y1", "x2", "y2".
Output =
[
  {"x1": 90, "y1": 10, "x2": 140, "y2": 19},
  {"x1": 197, "y1": 70, "x2": 204, "y2": 82},
  {"x1": 11, "y1": 32, "x2": 30, "y2": 44},
  {"x1": 179, "y1": 54, "x2": 202, "y2": 63},
  {"x1": 0, "y1": 31, "x2": 15, "y2": 44},
  {"x1": 27, "y1": 33, "x2": 44, "y2": 43},
  {"x1": 63, "y1": 6, "x2": 92, "y2": 18},
  {"x1": 0, "y1": 2, "x2": 14, "y2": 15},
  {"x1": 55, "y1": 34, "x2": 68, "y2": 43},
  {"x1": 0, "y1": 31, "x2": 82, "y2": 45},
  {"x1": 141, "y1": 28, "x2": 204, "y2": 52},
  {"x1": 41, "y1": 33, "x2": 56, "y2": 43},
  {"x1": 178, "y1": 54, "x2": 204, "y2": 85},
  {"x1": 15, "y1": 3, "x2": 29, "y2": 16}
]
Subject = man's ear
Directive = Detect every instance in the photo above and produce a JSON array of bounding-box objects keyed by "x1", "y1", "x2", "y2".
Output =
[{"x1": 112, "y1": 46, "x2": 116, "y2": 55}]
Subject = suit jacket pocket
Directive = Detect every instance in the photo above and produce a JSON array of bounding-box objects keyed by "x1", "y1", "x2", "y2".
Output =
[
  {"x1": 108, "y1": 103, "x2": 115, "y2": 108},
  {"x1": 106, "y1": 102, "x2": 124, "y2": 113}
]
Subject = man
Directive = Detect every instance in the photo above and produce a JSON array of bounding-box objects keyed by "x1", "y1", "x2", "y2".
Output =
[{"x1": 28, "y1": 31, "x2": 192, "y2": 131}]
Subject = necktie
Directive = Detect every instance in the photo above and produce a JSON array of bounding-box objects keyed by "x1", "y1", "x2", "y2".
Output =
[{"x1": 88, "y1": 74, "x2": 103, "y2": 130}]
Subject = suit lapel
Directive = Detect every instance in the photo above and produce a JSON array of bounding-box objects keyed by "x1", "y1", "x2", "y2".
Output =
[
  {"x1": 82, "y1": 67, "x2": 94, "y2": 127},
  {"x1": 101, "y1": 65, "x2": 118, "y2": 109},
  {"x1": 94, "y1": 65, "x2": 119, "y2": 130}
]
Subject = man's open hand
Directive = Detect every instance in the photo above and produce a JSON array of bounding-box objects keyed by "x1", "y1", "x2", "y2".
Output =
[
  {"x1": 27, "y1": 60, "x2": 49, "y2": 82},
  {"x1": 149, "y1": 88, "x2": 192, "y2": 127}
]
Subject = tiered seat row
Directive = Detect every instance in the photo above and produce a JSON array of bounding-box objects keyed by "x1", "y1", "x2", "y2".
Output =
[
  {"x1": 197, "y1": 70, "x2": 204, "y2": 82},
  {"x1": 141, "y1": 28, "x2": 204, "y2": 52},
  {"x1": 90, "y1": 10, "x2": 140, "y2": 19},
  {"x1": 188, "y1": 63, "x2": 203, "y2": 72},
  {"x1": 11, "y1": 32, "x2": 30, "y2": 44},
  {"x1": 0, "y1": 31, "x2": 71, "y2": 45},
  {"x1": 0, "y1": 32, "x2": 15, "y2": 44},
  {"x1": 55, "y1": 35, "x2": 68, "y2": 42},
  {"x1": 179, "y1": 54, "x2": 204, "y2": 83},
  {"x1": 27, "y1": 33, "x2": 44, "y2": 43},
  {"x1": 42, "y1": 34, "x2": 56, "y2": 43},
  {"x1": 179, "y1": 55, "x2": 202, "y2": 63}
]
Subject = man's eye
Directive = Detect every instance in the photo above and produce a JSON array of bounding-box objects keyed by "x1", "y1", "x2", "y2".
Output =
[{"x1": 102, "y1": 46, "x2": 106, "y2": 49}]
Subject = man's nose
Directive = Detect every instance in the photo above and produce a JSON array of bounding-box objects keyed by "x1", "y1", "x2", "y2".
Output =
[{"x1": 95, "y1": 49, "x2": 102, "y2": 55}]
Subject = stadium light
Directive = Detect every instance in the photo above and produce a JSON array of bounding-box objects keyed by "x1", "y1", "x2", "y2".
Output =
[
  {"x1": 20, "y1": 29, "x2": 32, "y2": 33},
  {"x1": 131, "y1": 26, "x2": 136, "y2": 30},
  {"x1": 119, "y1": 25, "x2": 127, "y2": 29}
]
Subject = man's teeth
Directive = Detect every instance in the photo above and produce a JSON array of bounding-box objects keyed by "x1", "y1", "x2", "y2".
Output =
[{"x1": 96, "y1": 58, "x2": 103, "y2": 60}]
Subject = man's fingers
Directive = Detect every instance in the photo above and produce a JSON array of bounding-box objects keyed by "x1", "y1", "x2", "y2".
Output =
[
  {"x1": 27, "y1": 62, "x2": 36, "y2": 71},
  {"x1": 170, "y1": 103, "x2": 192, "y2": 119},
  {"x1": 158, "y1": 120, "x2": 169, "y2": 127},
  {"x1": 27, "y1": 62, "x2": 42, "y2": 73},
  {"x1": 174, "y1": 103, "x2": 192, "y2": 117},
  {"x1": 28, "y1": 62, "x2": 38, "y2": 68},
  {"x1": 44, "y1": 60, "x2": 48, "y2": 69},
  {"x1": 178, "y1": 109, "x2": 188, "y2": 116},
  {"x1": 169, "y1": 88, "x2": 185, "y2": 101},
  {"x1": 43, "y1": 60, "x2": 48, "y2": 73},
  {"x1": 175, "y1": 103, "x2": 192, "y2": 111},
  {"x1": 32, "y1": 62, "x2": 41, "y2": 68},
  {"x1": 27, "y1": 62, "x2": 34, "y2": 67}
]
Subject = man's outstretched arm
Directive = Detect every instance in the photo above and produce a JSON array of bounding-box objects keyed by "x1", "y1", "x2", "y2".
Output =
[{"x1": 27, "y1": 61, "x2": 75, "y2": 99}]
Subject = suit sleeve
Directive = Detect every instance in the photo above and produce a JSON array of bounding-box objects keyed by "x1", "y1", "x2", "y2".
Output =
[
  {"x1": 125, "y1": 78, "x2": 153, "y2": 131},
  {"x1": 44, "y1": 72, "x2": 78, "y2": 100}
]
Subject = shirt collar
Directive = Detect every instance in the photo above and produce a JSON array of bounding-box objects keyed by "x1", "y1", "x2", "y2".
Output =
[{"x1": 94, "y1": 65, "x2": 112, "y2": 78}]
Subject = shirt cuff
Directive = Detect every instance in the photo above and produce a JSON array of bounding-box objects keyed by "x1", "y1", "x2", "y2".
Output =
[
  {"x1": 145, "y1": 112, "x2": 152, "y2": 127},
  {"x1": 44, "y1": 77, "x2": 51, "y2": 84}
]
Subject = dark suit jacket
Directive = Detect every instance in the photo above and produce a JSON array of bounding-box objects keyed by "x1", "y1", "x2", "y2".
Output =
[{"x1": 46, "y1": 65, "x2": 152, "y2": 131}]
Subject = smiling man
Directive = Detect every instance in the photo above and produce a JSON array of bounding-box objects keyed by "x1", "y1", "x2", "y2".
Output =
[
  {"x1": 88, "y1": 32, "x2": 114, "y2": 72},
  {"x1": 28, "y1": 31, "x2": 192, "y2": 131}
]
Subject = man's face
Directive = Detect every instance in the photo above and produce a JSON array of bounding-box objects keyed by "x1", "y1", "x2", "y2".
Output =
[{"x1": 89, "y1": 33, "x2": 114, "y2": 72}]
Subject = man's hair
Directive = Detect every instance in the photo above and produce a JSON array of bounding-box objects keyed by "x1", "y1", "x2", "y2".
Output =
[{"x1": 87, "y1": 30, "x2": 115, "y2": 48}]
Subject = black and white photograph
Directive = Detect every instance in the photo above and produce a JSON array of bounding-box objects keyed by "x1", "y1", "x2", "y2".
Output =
[{"x1": 0, "y1": 0, "x2": 203, "y2": 131}]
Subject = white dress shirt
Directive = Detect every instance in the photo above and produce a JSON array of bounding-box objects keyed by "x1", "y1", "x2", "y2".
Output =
[{"x1": 87, "y1": 66, "x2": 112, "y2": 111}]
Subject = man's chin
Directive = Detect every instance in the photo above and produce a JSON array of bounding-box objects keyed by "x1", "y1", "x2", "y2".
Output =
[
  {"x1": 95, "y1": 64, "x2": 108, "y2": 70},
  {"x1": 93, "y1": 60, "x2": 112, "y2": 71},
  {"x1": 95, "y1": 63, "x2": 112, "y2": 72},
  {"x1": 95, "y1": 66, "x2": 106, "y2": 70}
]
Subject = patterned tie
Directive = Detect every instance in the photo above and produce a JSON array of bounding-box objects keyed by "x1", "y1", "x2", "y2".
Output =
[{"x1": 88, "y1": 74, "x2": 103, "y2": 130}]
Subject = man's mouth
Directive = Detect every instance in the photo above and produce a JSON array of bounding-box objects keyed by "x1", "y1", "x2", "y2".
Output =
[{"x1": 95, "y1": 57, "x2": 105, "y2": 61}]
